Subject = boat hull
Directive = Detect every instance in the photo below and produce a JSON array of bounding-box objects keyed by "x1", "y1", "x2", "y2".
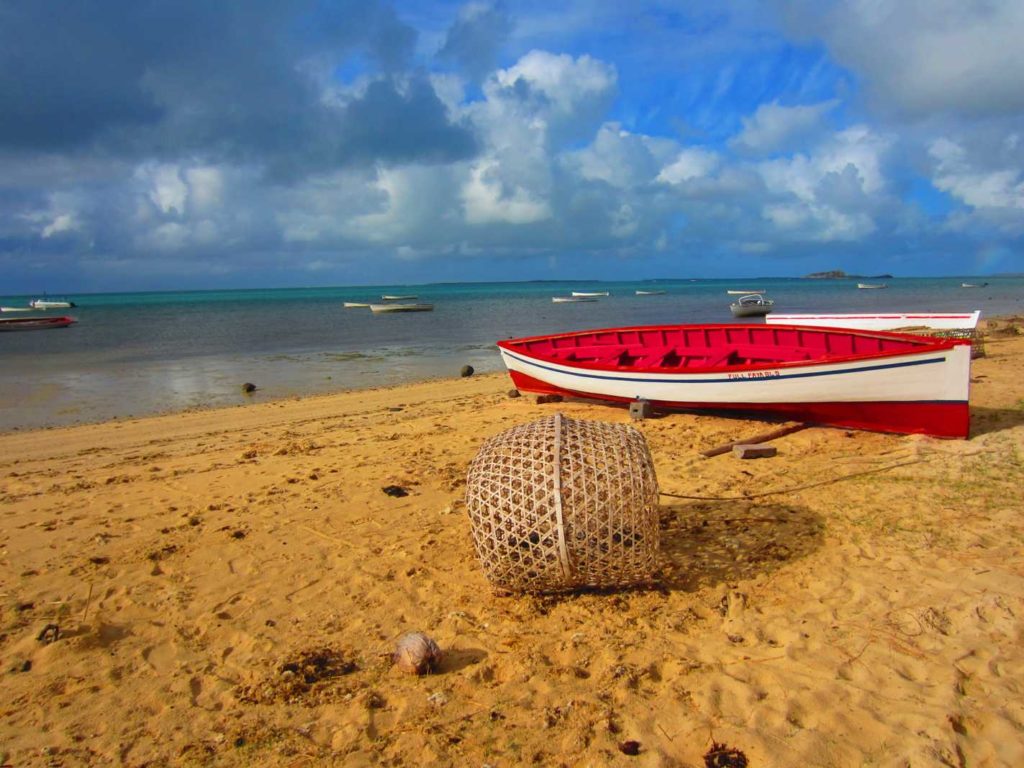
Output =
[
  {"x1": 369, "y1": 303, "x2": 433, "y2": 313},
  {"x1": 0, "y1": 316, "x2": 77, "y2": 331},
  {"x1": 506, "y1": 368, "x2": 967, "y2": 437},
  {"x1": 730, "y1": 305, "x2": 772, "y2": 318},
  {"x1": 498, "y1": 325, "x2": 972, "y2": 438}
]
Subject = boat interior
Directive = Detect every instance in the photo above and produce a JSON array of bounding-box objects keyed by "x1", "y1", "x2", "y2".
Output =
[{"x1": 512, "y1": 325, "x2": 947, "y2": 371}]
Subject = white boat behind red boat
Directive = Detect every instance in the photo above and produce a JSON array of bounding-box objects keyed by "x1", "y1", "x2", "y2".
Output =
[
  {"x1": 729, "y1": 294, "x2": 774, "y2": 317},
  {"x1": 766, "y1": 311, "x2": 981, "y2": 332},
  {"x1": 497, "y1": 323, "x2": 972, "y2": 437},
  {"x1": 0, "y1": 315, "x2": 77, "y2": 331}
]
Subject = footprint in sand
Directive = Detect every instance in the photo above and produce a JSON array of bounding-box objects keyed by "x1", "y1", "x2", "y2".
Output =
[{"x1": 142, "y1": 641, "x2": 179, "y2": 674}]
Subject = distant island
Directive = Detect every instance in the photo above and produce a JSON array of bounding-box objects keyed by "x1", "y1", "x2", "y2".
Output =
[{"x1": 804, "y1": 270, "x2": 894, "y2": 279}]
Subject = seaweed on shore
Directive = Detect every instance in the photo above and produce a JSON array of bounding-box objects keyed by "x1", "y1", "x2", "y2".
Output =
[{"x1": 704, "y1": 741, "x2": 748, "y2": 768}]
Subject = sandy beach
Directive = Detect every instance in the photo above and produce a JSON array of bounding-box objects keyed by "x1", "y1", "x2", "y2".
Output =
[{"x1": 2, "y1": 320, "x2": 1023, "y2": 767}]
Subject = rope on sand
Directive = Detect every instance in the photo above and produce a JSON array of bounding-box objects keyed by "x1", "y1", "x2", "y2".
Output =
[{"x1": 659, "y1": 458, "x2": 926, "y2": 502}]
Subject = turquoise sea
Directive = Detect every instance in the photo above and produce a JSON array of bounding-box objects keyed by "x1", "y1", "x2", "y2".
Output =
[{"x1": 1, "y1": 276, "x2": 1022, "y2": 431}]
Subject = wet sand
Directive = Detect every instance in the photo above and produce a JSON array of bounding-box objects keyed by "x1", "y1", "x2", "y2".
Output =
[{"x1": 1, "y1": 319, "x2": 1023, "y2": 766}]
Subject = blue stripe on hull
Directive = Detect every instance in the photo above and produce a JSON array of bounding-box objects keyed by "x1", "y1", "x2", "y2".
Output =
[{"x1": 502, "y1": 349, "x2": 949, "y2": 386}]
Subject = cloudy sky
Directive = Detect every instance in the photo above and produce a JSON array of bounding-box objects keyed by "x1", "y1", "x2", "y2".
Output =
[{"x1": 2, "y1": 0, "x2": 1023, "y2": 291}]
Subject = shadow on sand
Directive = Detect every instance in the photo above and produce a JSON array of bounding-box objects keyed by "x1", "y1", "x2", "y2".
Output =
[
  {"x1": 657, "y1": 501, "x2": 825, "y2": 592},
  {"x1": 969, "y1": 405, "x2": 1024, "y2": 437}
]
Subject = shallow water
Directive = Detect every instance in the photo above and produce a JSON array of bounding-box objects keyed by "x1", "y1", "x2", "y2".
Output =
[{"x1": 2, "y1": 277, "x2": 1021, "y2": 431}]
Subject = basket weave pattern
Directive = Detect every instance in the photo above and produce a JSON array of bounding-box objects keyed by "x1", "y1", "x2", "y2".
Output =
[{"x1": 465, "y1": 414, "x2": 659, "y2": 593}]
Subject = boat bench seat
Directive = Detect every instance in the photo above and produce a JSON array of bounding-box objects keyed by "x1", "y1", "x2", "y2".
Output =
[
  {"x1": 629, "y1": 347, "x2": 677, "y2": 367},
  {"x1": 558, "y1": 345, "x2": 623, "y2": 364},
  {"x1": 731, "y1": 345, "x2": 813, "y2": 364},
  {"x1": 704, "y1": 349, "x2": 738, "y2": 367},
  {"x1": 556, "y1": 344, "x2": 812, "y2": 368}
]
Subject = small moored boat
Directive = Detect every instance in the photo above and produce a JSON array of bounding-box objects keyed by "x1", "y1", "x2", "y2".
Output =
[
  {"x1": 553, "y1": 296, "x2": 598, "y2": 303},
  {"x1": 369, "y1": 303, "x2": 434, "y2": 313},
  {"x1": 29, "y1": 298, "x2": 76, "y2": 308},
  {"x1": 382, "y1": 294, "x2": 417, "y2": 301},
  {"x1": 856, "y1": 283, "x2": 887, "y2": 289},
  {"x1": 343, "y1": 302, "x2": 371, "y2": 308},
  {"x1": 497, "y1": 323, "x2": 972, "y2": 437},
  {"x1": 730, "y1": 294, "x2": 774, "y2": 317},
  {"x1": 571, "y1": 291, "x2": 610, "y2": 297},
  {"x1": 726, "y1": 289, "x2": 765, "y2": 295},
  {"x1": 961, "y1": 282, "x2": 988, "y2": 288},
  {"x1": 0, "y1": 315, "x2": 77, "y2": 331},
  {"x1": 635, "y1": 290, "x2": 666, "y2": 296}
]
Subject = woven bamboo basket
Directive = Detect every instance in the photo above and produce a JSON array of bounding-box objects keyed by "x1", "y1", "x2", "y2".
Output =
[{"x1": 465, "y1": 413, "x2": 660, "y2": 593}]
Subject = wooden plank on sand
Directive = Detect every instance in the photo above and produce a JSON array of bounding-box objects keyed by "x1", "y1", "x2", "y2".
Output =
[{"x1": 701, "y1": 423, "x2": 809, "y2": 458}]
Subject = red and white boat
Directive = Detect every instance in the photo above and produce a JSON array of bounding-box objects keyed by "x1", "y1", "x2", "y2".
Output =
[
  {"x1": 498, "y1": 323, "x2": 973, "y2": 438},
  {"x1": 0, "y1": 315, "x2": 77, "y2": 331}
]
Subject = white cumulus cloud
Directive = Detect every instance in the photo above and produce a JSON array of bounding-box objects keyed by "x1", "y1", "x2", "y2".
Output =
[
  {"x1": 731, "y1": 100, "x2": 838, "y2": 155},
  {"x1": 783, "y1": 0, "x2": 1024, "y2": 117},
  {"x1": 657, "y1": 147, "x2": 720, "y2": 185},
  {"x1": 930, "y1": 137, "x2": 1024, "y2": 210}
]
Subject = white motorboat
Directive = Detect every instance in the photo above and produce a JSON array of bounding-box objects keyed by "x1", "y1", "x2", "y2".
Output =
[
  {"x1": 29, "y1": 298, "x2": 76, "y2": 308},
  {"x1": 382, "y1": 294, "x2": 417, "y2": 301},
  {"x1": 571, "y1": 291, "x2": 610, "y2": 297},
  {"x1": 635, "y1": 290, "x2": 666, "y2": 296},
  {"x1": 856, "y1": 283, "x2": 887, "y2": 289},
  {"x1": 729, "y1": 294, "x2": 774, "y2": 318},
  {"x1": 726, "y1": 289, "x2": 765, "y2": 295},
  {"x1": 553, "y1": 296, "x2": 598, "y2": 303}
]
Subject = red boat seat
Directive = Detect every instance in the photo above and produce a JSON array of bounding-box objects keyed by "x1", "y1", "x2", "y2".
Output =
[
  {"x1": 629, "y1": 347, "x2": 675, "y2": 367},
  {"x1": 732, "y1": 345, "x2": 812, "y2": 364},
  {"x1": 551, "y1": 343, "x2": 813, "y2": 369},
  {"x1": 705, "y1": 349, "x2": 738, "y2": 367}
]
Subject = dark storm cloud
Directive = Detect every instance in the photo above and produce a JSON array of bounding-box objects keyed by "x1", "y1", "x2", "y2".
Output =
[
  {"x1": 339, "y1": 75, "x2": 478, "y2": 163},
  {"x1": 0, "y1": 0, "x2": 475, "y2": 170},
  {"x1": 263, "y1": 75, "x2": 478, "y2": 180},
  {"x1": 438, "y1": 2, "x2": 513, "y2": 80},
  {"x1": 0, "y1": 1, "x2": 164, "y2": 148}
]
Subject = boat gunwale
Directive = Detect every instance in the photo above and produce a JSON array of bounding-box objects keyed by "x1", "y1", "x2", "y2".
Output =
[{"x1": 496, "y1": 323, "x2": 967, "y2": 376}]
